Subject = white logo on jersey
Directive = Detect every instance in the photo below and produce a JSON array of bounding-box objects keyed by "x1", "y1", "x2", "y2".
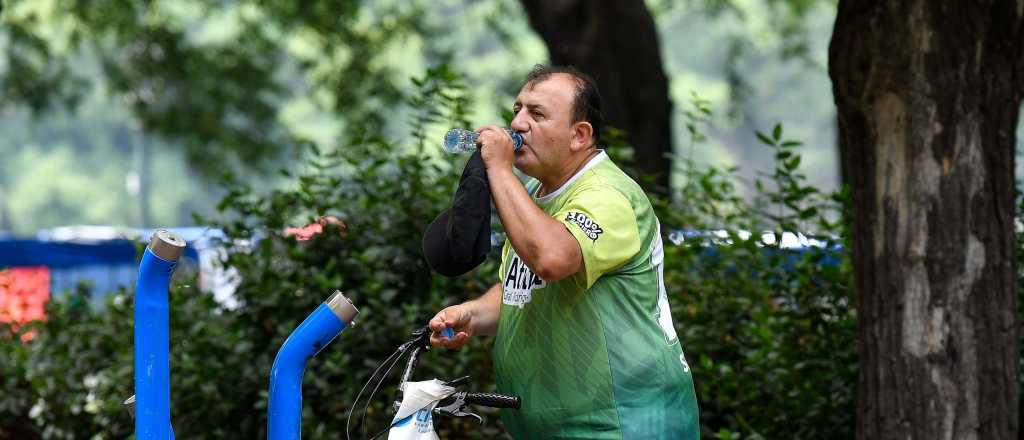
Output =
[
  {"x1": 565, "y1": 211, "x2": 603, "y2": 241},
  {"x1": 503, "y1": 253, "x2": 546, "y2": 308},
  {"x1": 653, "y1": 223, "x2": 678, "y2": 343}
]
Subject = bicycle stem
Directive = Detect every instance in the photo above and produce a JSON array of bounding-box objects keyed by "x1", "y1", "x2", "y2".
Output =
[
  {"x1": 268, "y1": 291, "x2": 359, "y2": 440},
  {"x1": 391, "y1": 326, "x2": 434, "y2": 411},
  {"x1": 134, "y1": 230, "x2": 185, "y2": 440},
  {"x1": 393, "y1": 345, "x2": 424, "y2": 411}
]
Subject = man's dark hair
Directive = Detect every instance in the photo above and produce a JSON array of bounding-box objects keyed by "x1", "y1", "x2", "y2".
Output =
[{"x1": 523, "y1": 64, "x2": 604, "y2": 147}]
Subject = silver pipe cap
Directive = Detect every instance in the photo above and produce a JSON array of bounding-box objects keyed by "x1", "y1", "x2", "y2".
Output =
[
  {"x1": 148, "y1": 229, "x2": 186, "y2": 261},
  {"x1": 325, "y1": 290, "x2": 359, "y2": 324}
]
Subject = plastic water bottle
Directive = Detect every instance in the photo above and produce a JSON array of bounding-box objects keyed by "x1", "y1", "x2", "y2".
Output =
[{"x1": 444, "y1": 128, "x2": 523, "y2": 154}]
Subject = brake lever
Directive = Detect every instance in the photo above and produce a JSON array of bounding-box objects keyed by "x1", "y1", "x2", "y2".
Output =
[
  {"x1": 433, "y1": 392, "x2": 483, "y2": 424},
  {"x1": 442, "y1": 375, "x2": 471, "y2": 387}
]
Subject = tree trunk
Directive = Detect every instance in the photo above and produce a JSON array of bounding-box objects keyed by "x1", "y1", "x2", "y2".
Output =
[
  {"x1": 519, "y1": 0, "x2": 673, "y2": 194},
  {"x1": 829, "y1": 1, "x2": 1023, "y2": 439}
]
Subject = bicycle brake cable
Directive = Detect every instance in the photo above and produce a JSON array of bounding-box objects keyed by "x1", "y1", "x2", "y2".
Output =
[
  {"x1": 346, "y1": 345, "x2": 404, "y2": 440},
  {"x1": 359, "y1": 346, "x2": 410, "y2": 438}
]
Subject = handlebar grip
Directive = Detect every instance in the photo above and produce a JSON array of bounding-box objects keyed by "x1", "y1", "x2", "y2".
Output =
[{"x1": 464, "y1": 392, "x2": 521, "y2": 409}]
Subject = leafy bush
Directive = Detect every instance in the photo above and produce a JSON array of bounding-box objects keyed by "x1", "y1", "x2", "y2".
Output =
[
  {"x1": 1, "y1": 65, "x2": 504, "y2": 440},
  {"x1": 1, "y1": 71, "x2": 860, "y2": 439},
  {"x1": 658, "y1": 100, "x2": 855, "y2": 439}
]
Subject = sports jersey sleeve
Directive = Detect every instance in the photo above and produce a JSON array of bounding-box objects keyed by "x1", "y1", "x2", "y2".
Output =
[{"x1": 554, "y1": 186, "x2": 640, "y2": 289}]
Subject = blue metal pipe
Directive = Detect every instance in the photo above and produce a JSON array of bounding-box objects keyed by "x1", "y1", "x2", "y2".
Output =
[
  {"x1": 134, "y1": 230, "x2": 185, "y2": 440},
  {"x1": 269, "y1": 291, "x2": 359, "y2": 440}
]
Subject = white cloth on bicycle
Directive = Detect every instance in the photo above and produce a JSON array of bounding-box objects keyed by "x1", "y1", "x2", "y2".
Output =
[
  {"x1": 394, "y1": 379, "x2": 455, "y2": 420},
  {"x1": 388, "y1": 380, "x2": 456, "y2": 440}
]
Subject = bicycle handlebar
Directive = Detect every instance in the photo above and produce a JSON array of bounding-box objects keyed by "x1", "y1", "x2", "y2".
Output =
[
  {"x1": 393, "y1": 327, "x2": 522, "y2": 415},
  {"x1": 463, "y1": 392, "x2": 521, "y2": 409},
  {"x1": 351, "y1": 325, "x2": 521, "y2": 439}
]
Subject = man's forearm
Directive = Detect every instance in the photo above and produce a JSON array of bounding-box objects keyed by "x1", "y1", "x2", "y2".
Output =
[
  {"x1": 466, "y1": 283, "x2": 502, "y2": 336},
  {"x1": 488, "y1": 168, "x2": 580, "y2": 280}
]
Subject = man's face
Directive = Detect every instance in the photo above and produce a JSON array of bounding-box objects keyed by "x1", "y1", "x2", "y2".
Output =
[{"x1": 509, "y1": 74, "x2": 578, "y2": 179}]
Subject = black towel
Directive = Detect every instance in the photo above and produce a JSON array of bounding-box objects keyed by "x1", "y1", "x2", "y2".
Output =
[{"x1": 422, "y1": 151, "x2": 492, "y2": 277}]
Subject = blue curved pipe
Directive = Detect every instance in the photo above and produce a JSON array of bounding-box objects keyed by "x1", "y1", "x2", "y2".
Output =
[
  {"x1": 268, "y1": 292, "x2": 358, "y2": 440},
  {"x1": 134, "y1": 246, "x2": 178, "y2": 439}
]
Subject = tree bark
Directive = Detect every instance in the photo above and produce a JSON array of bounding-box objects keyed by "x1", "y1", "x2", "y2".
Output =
[
  {"x1": 829, "y1": 1, "x2": 1023, "y2": 439},
  {"x1": 519, "y1": 0, "x2": 673, "y2": 194}
]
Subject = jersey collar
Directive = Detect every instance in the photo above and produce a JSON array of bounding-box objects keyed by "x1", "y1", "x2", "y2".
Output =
[{"x1": 533, "y1": 150, "x2": 608, "y2": 203}]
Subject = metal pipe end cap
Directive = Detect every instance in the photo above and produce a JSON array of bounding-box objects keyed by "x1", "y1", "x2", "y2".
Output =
[
  {"x1": 149, "y1": 229, "x2": 186, "y2": 261},
  {"x1": 326, "y1": 290, "x2": 359, "y2": 324}
]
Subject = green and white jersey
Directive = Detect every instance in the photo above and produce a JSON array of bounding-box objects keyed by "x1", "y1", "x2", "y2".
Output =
[{"x1": 494, "y1": 151, "x2": 699, "y2": 440}]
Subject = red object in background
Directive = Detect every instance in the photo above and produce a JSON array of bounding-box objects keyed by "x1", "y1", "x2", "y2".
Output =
[{"x1": 0, "y1": 266, "x2": 51, "y2": 325}]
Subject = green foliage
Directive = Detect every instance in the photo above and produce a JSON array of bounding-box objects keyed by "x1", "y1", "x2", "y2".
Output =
[
  {"x1": 651, "y1": 99, "x2": 856, "y2": 439},
  {"x1": 0, "y1": 0, "x2": 546, "y2": 234},
  {"x1": 1, "y1": 76, "x2": 857, "y2": 439},
  {"x1": 190, "y1": 65, "x2": 505, "y2": 439},
  {"x1": 0, "y1": 125, "x2": 220, "y2": 233},
  {"x1": 0, "y1": 66, "x2": 506, "y2": 440},
  {"x1": 0, "y1": 283, "x2": 241, "y2": 439},
  {"x1": 0, "y1": 321, "x2": 35, "y2": 439},
  {"x1": 1, "y1": 0, "x2": 857, "y2": 235},
  {"x1": 656, "y1": 0, "x2": 830, "y2": 74},
  {"x1": 0, "y1": 0, "x2": 437, "y2": 178}
]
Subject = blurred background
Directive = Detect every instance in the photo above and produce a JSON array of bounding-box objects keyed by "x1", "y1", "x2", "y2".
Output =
[
  {"x1": 0, "y1": 0, "x2": 849, "y2": 234},
  {"x1": 1, "y1": 1, "x2": 1021, "y2": 439}
]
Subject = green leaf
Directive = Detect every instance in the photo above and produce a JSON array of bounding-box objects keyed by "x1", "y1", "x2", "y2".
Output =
[
  {"x1": 799, "y1": 207, "x2": 819, "y2": 219},
  {"x1": 786, "y1": 156, "x2": 802, "y2": 171}
]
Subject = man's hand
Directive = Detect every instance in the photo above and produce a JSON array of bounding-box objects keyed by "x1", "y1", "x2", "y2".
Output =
[
  {"x1": 428, "y1": 284, "x2": 502, "y2": 350},
  {"x1": 429, "y1": 305, "x2": 475, "y2": 350},
  {"x1": 283, "y1": 215, "x2": 348, "y2": 241},
  {"x1": 476, "y1": 125, "x2": 517, "y2": 172}
]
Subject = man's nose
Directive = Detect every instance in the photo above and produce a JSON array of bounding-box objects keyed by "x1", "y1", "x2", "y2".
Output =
[{"x1": 510, "y1": 112, "x2": 529, "y2": 133}]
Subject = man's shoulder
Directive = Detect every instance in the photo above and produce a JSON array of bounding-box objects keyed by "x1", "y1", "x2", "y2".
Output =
[{"x1": 570, "y1": 160, "x2": 648, "y2": 208}]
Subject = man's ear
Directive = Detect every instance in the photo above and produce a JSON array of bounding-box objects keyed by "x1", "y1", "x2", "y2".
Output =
[{"x1": 570, "y1": 121, "x2": 594, "y2": 152}]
